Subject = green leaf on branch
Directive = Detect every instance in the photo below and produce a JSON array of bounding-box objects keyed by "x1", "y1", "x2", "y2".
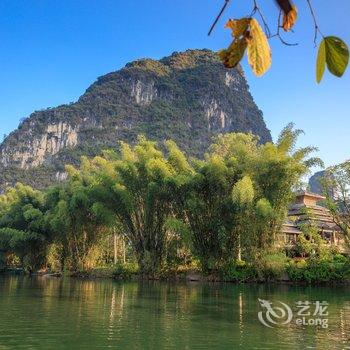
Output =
[
  {"x1": 325, "y1": 36, "x2": 349, "y2": 77},
  {"x1": 316, "y1": 39, "x2": 326, "y2": 83},
  {"x1": 317, "y1": 36, "x2": 349, "y2": 82}
]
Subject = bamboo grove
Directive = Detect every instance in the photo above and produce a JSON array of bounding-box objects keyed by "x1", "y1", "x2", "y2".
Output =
[{"x1": 0, "y1": 124, "x2": 322, "y2": 275}]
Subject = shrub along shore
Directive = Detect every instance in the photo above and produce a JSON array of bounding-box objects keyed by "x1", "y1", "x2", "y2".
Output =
[
  {"x1": 4, "y1": 255, "x2": 350, "y2": 285},
  {"x1": 0, "y1": 125, "x2": 349, "y2": 283}
]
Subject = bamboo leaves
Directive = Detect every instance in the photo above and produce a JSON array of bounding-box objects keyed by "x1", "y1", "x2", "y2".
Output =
[
  {"x1": 316, "y1": 36, "x2": 349, "y2": 83},
  {"x1": 232, "y1": 175, "x2": 255, "y2": 205}
]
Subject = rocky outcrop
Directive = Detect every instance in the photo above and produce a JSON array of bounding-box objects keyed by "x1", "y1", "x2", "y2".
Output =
[
  {"x1": 130, "y1": 80, "x2": 157, "y2": 105},
  {"x1": 204, "y1": 99, "x2": 228, "y2": 131},
  {"x1": 0, "y1": 49, "x2": 271, "y2": 190},
  {"x1": 0, "y1": 122, "x2": 78, "y2": 169}
]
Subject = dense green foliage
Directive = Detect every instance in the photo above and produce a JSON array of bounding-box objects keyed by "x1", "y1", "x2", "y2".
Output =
[
  {"x1": 45, "y1": 165, "x2": 112, "y2": 271},
  {"x1": 286, "y1": 256, "x2": 350, "y2": 283},
  {"x1": 322, "y1": 161, "x2": 350, "y2": 247},
  {"x1": 80, "y1": 137, "x2": 194, "y2": 274},
  {"x1": 177, "y1": 126, "x2": 322, "y2": 272},
  {"x1": 1, "y1": 126, "x2": 347, "y2": 281},
  {"x1": 0, "y1": 184, "x2": 51, "y2": 272}
]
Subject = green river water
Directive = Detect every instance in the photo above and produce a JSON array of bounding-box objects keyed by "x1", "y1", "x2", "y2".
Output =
[{"x1": 0, "y1": 275, "x2": 349, "y2": 349}]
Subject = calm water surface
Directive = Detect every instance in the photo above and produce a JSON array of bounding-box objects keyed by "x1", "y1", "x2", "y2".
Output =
[{"x1": 0, "y1": 276, "x2": 349, "y2": 349}]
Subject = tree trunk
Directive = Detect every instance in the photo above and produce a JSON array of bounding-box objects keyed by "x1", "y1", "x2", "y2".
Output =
[
  {"x1": 122, "y1": 237, "x2": 126, "y2": 264},
  {"x1": 113, "y1": 231, "x2": 117, "y2": 265}
]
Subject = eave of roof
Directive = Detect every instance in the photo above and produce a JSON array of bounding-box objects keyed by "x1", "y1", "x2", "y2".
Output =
[{"x1": 295, "y1": 191, "x2": 326, "y2": 200}]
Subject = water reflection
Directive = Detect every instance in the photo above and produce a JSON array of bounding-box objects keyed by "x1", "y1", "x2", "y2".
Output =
[{"x1": 0, "y1": 276, "x2": 349, "y2": 349}]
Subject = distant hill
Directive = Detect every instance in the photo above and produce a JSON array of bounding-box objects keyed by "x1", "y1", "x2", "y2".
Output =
[
  {"x1": 0, "y1": 49, "x2": 271, "y2": 190},
  {"x1": 309, "y1": 161, "x2": 350, "y2": 196},
  {"x1": 308, "y1": 170, "x2": 325, "y2": 195}
]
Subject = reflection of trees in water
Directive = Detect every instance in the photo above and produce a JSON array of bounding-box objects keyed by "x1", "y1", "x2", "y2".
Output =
[
  {"x1": 44, "y1": 280, "x2": 350, "y2": 347},
  {"x1": 1, "y1": 277, "x2": 350, "y2": 348},
  {"x1": 242, "y1": 283, "x2": 350, "y2": 349}
]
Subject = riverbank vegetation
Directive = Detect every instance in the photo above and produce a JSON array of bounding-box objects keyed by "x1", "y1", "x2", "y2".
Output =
[{"x1": 0, "y1": 124, "x2": 349, "y2": 283}]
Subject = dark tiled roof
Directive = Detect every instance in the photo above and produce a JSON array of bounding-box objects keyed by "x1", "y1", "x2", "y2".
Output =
[
  {"x1": 282, "y1": 224, "x2": 302, "y2": 234},
  {"x1": 283, "y1": 199, "x2": 342, "y2": 233},
  {"x1": 295, "y1": 190, "x2": 325, "y2": 200}
]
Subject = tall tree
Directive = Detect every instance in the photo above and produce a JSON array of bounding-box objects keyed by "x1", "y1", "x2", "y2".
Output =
[
  {"x1": 322, "y1": 161, "x2": 350, "y2": 246},
  {"x1": 46, "y1": 159, "x2": 112, "y2": 271},
  {"x1": 179, "y1": 125, "x2": 321, "y2": 272},
  {"x1": 0, "y1": 183, "x2": 51, "y2": 272},
  {"x1": 87, "y1": 137, "x2": 193, "y2": 274}
]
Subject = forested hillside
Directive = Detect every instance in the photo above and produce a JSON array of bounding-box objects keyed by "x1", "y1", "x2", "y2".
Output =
[{"x1": 0, "y1": 49, "x2": 270, "y2": 190}]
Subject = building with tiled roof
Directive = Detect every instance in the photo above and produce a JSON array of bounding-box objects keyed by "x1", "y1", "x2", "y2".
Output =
[{"x1": 281, "y1": 191, "x2": 347, "y2": 253}]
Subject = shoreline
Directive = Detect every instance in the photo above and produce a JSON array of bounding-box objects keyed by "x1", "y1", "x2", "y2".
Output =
[{"x1": 2, "y1": 269, "x2": 350, "y2": 286}]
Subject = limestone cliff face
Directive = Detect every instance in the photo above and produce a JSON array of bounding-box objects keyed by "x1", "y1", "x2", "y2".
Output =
[
  {"x1": 0, "y1": 49, "x2": 271, "y2": 189},
  {"x1": 0, "y1": 122, "x2": 78, "y2": 169},
  {"x1": 130, "y1": 80, "x2": 158, "y2": 105}
]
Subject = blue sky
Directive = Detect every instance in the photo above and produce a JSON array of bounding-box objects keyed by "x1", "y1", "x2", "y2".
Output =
[{"x1": 0, "y1": 1, "x2": 349, "y2": 167}]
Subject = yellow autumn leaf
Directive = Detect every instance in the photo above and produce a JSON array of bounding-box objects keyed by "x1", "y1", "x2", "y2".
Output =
[
  {"x1": 219, "y1": 38, "x2": 248, "y2": 68},
  {"x1": 282, "y1": 6, "x2": 298, "y2": 31},
  {"x1": 247, "y1": 18, "x2": 271, "y2": 76},
  {"x1": 219, "y1": 18, "x2": 250, "y2": 69},
  {"x1": 225, "y1": 18, "x2": 250, "y2": 38}
]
